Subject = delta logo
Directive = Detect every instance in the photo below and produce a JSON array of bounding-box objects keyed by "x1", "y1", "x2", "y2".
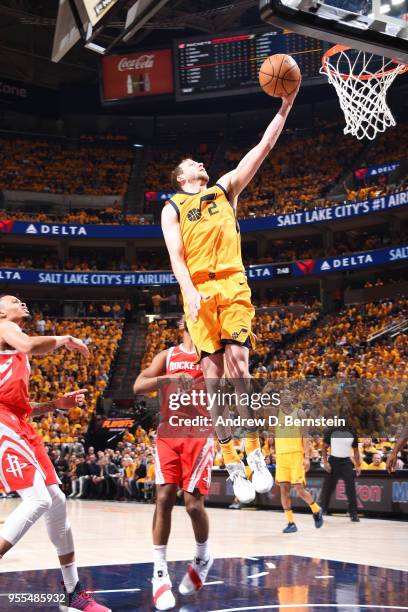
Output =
[
  {"x1": 0, "y1": 220, "x2": 14, "y2": 234},
  {"x1": 295, "y1": 260, "x2": 315, "y2": 275}
]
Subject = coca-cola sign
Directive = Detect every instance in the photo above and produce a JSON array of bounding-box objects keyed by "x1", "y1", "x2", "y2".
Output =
[
  {"x1": 102, "y1": 49, "x2": 173, "y2": 103},
  {"x1": 118, "y1": 55, "x2": 155, "y2": 71}
]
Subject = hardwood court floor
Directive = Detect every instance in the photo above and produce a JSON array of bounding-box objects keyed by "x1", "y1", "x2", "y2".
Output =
[{"x1": 0, "y1": 498, "x2": 407, "y2": 573}]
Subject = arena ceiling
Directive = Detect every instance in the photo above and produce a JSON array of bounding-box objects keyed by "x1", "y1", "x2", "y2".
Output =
[{"x1": 0, "y1": 0, "x2": 260, "y2": 89}]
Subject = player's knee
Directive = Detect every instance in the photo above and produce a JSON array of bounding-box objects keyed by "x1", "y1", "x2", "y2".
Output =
[
  {"x1": 33, "y1": 493, "x2": 53, "y2": 516},
  {"x1": 156, "y1": 487, "x2": 175, "y2": 511},
  {"x1": 48, "y1": 484, "x2": 67, "y2": 508},
  {"x1": 185, "y1": 497, "x2": 204, "y2": 520}
]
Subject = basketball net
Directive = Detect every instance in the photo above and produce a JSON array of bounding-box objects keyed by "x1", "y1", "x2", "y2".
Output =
[{"x1": 320, "y1": 45, "x2": 408, "y2": 140}]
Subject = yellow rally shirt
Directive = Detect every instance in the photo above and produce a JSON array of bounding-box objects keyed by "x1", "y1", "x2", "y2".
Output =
[
  {"x1": 169, "y1": 184, "x2": 244, "y2": 282},
  {"x1": 275, "y1": 407, "x2": 304, "y2": 455}
]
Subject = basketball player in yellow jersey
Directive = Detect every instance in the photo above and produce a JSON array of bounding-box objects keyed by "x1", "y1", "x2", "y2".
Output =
[
  {"x1": 161, "y1": 84, "x2": 300, "y2": 504},
  {"x1": 272, "y1": 388, "x2": 323, "y2": 533}
]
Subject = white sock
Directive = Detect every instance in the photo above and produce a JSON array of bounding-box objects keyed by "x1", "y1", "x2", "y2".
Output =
[
  {"x1": 61, "y1": 561, "x2": 79, "y2": 594},
  {"x1": 153, "y1": 544, "x2": 167, "y2": 575},
  {"x1": 196, "y1": 540, "x2": 210, "y2": 562}
]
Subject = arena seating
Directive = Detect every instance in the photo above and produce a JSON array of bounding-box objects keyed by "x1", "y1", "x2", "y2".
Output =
[
  {"x1": 0, "y1": 137, "x2": 133, "y2": 195},
  {"x1": 222, "y1": 125, "x2": 365, "y2": 219},
  {"x1": 1, "y1": 125, "x2": 406, "y2": 225},
  {"x1": 27, "y1": 316, "x2": 123, "y2": 444},
  {"x1": 252, "y1": 299, "x2": 408, "y2": 379},
  {"x1": 362, "y1": 120, "x2": 408, "y2": 166}
]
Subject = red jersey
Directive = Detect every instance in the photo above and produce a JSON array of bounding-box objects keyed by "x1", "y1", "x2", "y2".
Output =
[
  {"x1": 165, "y1": 343, "x2": 203, "y2": 379},
  {"x1": 159, "y1": 343, "x2": 208, "y2": 430},
  {"x1": 0, "y1": 349, "x2": 31, "y2": 417}
]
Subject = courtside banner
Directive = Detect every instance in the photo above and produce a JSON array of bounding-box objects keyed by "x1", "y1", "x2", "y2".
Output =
[
  {"x1": 355, "y1": 160, "x2": 401, "y2": 180},
  {"x1": 0, "y1": 245, "x2": 407, "y2": 286},
  {"x1": 0, "y1": 269, "x2": 178, "y2": 287},
  {"x1": 0, "y1": 266, "x2": 271, "y2": 286},
  {"x1": 293, "y1": 243, "x2": 408, "y2": 277},
  {"x1": 101, "y1": 49, "x2": 174, "y2": 102},
  {"x1": 0, "y1": 220, "x2": 163, "y2": 239},
  {"x1": 2, "y1": 189, "x2": 407, "y2": 239},
  {"x1": 208, "y1": 470, "x2": 408, "y2": 515},
  {"x1": 239, "y1": 188, "x2": 408, "y2": 231}
]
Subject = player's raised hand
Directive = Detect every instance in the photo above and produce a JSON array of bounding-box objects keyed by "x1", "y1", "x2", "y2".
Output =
[
  {"x1": 65, "y1": 336, "x2": 90, "y2": 358},
  {"x1": 282, "y1": 77, "x2": 301, "y2": 107},
  {"x1": 186, "y1": 288, "x2": 208, "y2": 322},
  {"x1": 55, "y1": 389, "x2": 88, "y2": 410}
]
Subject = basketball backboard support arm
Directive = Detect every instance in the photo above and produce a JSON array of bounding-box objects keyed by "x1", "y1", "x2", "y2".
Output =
[
  {"x1": 100, "y1": 0, "x2": 170, "y2": 54},
  {"x1": 52, "y1": 0, "x2": 170, "y2": 61},
  {"x1": 259, "y1": 0, "x2": 408, "y2": 63}
]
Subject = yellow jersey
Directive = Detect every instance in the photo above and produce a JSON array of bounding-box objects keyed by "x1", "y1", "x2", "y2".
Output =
[
  {"x1": 275, "y1": 407, "x2": 304, "y2": 455},
  {"x1": 168, "y1": 183, "x2": 244, "y2": 282}
]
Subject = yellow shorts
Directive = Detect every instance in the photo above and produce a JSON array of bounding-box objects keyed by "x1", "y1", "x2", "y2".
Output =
[
  {"x1": 275, "y1": 451, "x2": 305, "y2": 485},
  {"x1": 184, "y1": 271, "x2": 255, "y2": 360}
]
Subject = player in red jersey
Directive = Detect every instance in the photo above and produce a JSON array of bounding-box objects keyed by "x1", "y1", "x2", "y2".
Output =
[
  {"x1": 134, "y1": 316, "x2": 214, "y2": 611},
  {"x1": 0, "y1": 295, "x2": 111, "y2": 612}
]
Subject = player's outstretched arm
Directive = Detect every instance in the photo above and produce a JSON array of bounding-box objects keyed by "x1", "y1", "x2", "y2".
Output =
[
  {"x1": 31, "y1": 389, "x2": 88, "y2": 416},
  {"x1": 217, "y1": 82, "x2": 301, "y2": 201},
  {"x1": 161, "y1": 204, "x2": 207, "y2": 322},
  {"x1": 134, "y1": 350, "x2": 193, "y2": 395},
  {"x1": 0, "y1": 320, "x2": 89, "y2": 357},
  {"x1": 134, "y1": 350, "x2": 168, "y2": 394}
]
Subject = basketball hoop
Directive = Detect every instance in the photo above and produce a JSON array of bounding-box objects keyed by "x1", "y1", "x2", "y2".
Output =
[{"x1": 320, "y1": 45, "x2": 408, "y2": 140}]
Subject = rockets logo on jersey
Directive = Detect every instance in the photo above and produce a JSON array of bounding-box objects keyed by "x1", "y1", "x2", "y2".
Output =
[
  {"x1": 166, "y1": 344, "x2": 203, "y2": 378},
  {"x1": 158, "y1": 344, "x2": 210, "y2": 438}
]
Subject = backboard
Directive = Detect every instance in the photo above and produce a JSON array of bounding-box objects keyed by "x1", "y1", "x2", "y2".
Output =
[{"x1": 260, "y1": 0, "x2": 408, "y2": 63}]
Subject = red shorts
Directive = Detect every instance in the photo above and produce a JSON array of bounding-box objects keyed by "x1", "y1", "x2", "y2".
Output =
[
  {"x1": 154, "y1": 435, "x2": 214, "y2": 495},
  {"x1": 0, "y1": 407, "x2": 59, "y2": 492}
]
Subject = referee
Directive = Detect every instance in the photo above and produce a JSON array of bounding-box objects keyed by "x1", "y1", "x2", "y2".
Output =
[{"x1": 321, "y1": 423, "x2": 361, "y2": 521}]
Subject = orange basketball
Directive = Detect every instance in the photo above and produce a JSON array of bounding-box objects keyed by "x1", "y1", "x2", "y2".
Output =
[{"x1": 259, "y1": 54, "x2": 301, "y2": 97}]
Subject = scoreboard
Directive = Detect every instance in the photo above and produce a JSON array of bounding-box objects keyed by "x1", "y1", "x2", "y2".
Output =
[{"x1": 175, "y1": 29, "x2": 329, "y2": 101}]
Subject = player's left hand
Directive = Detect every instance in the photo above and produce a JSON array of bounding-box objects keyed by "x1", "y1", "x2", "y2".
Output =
[
  {"x1": 303, "y1": 457, "x2": 310, "y2": 472},
  {"x1": 186, "y1": 288, "x2": 208, "y2": 323},
  {"x1": 65, "y1": 336, "x2": 90, "y2": 358},
  {"x1": 282, "y1": 78, "x2": 301, "y2": 107},
  {"x1": 55, "y1": 389, "x2": 88, "y2": 410}
]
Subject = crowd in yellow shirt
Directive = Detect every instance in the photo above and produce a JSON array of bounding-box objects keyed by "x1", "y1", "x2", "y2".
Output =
[{"x1": 27, "y1": 315, "x2": 123, "y2": 444}]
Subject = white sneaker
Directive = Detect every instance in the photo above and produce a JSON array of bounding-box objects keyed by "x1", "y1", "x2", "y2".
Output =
[
  {"x1": 152, "y1": 570, "x2": 175, "y2": 611},
  {"x1": 247, "y1": 448, "x2": 274, "y2": 494},
  {"x1": 226, "y1": 462, "x2": 256, "y2": 503},
  {"x1": 179, "y1": 554, "x2": 214, "y2": 595}
]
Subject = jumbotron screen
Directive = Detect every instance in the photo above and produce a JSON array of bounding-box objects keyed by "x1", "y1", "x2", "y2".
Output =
[{"x1": 175, "y1": 29, "x2": 329, "y2": 101}]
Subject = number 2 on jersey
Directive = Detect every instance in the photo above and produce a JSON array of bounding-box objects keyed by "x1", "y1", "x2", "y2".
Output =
[{"x1": 200, "y1": 193, "x2": 219, "y2": 216}]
